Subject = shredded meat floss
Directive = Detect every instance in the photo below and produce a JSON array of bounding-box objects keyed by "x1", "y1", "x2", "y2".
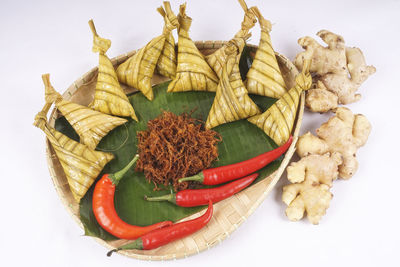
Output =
[{"x1": 136, "y1": 111, "x2": 222, "y2": 191}]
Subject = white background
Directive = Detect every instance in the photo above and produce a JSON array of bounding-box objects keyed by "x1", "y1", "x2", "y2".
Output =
[{"x1": 1, "y1": 0, "x2": 399, "y2": 266}]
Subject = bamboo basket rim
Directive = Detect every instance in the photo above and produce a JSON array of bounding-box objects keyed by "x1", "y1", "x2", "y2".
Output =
[{"x1": 45, "y1": 40, "x2": 302, "y2": 261}]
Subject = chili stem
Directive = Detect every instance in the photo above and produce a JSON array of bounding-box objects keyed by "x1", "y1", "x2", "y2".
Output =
[
  {"x1": 109, "y1": 154, "x2": 139, "y2": 185},
  {"x1": 107, "y1": 239, "x2": 143, "y2": 256},
  {"x1": 145, "y1": 194, "x2": 176, "y2": 204},
  {"x1": 178, "y1": 172, "x2": 204, "y2": 183}
]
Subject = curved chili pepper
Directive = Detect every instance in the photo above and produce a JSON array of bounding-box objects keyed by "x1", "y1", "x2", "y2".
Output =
[
  {"x1": 93, "y1": 154, "x2": 173, "y2": 240},
  {"x1": 145, "y1": 173, "x2": 258, "y2": 207},
  {"x1": 179, "y1": 136, "x2": 293, "y2": 185},
  {"x1": 107, "y1": 200, "x2": 213, "y2": 256}
]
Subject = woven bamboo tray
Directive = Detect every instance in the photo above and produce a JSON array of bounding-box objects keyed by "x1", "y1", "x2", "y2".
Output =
[{"x1": 45, "y1": 41, "x2": 302, "y2": 260}]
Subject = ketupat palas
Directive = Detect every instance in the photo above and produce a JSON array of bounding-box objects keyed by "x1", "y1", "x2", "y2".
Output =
[
  {"x1": 205, "y1": 0, "x2": 257, "y2": 78},
  {"x1": 245, "y1": 7, "x2": 286, "y2": 98},
  {"x1": 41, "y1": 74, "x2": 127, "y2": 150},
  {"x1": 156, "y1": 2, "x2": 177, "y2": 80},
  {"x1": 33, "y1": 113, "x2": 114, "y2": 203},
  {"x1": 167, "y1": 3, "x2": 219, "y2": 93},
  {"x1": 88, "y1": 20, "x2": 138, "y2": 121},
  {"x1": 247, "y1": 60, "x2": 312, "y2": 146},
  {"x1": 117, "y1": 2, "x2": 178, "y2": 100},
  {"x1": 205, "y1": 38, "x2": 260, "y2": 129}
]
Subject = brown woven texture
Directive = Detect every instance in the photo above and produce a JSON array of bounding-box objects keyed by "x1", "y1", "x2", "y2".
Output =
[{"x1": 45, "y1": 41, "x2": 302, "y2": 260}]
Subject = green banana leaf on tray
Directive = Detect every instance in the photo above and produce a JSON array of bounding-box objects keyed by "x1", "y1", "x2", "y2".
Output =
[{"x1": 54, "y1": 47, "x2": 282, "y2": 241}]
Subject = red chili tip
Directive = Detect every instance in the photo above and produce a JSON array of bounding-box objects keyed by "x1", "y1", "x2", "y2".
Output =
[{"x1": 287, "y1": 135, "x2": 293, "y2": 144}]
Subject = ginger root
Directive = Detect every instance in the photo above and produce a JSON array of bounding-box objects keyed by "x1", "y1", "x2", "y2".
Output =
[
  {"x1": 283, "y1": 152, "x2": 342, "y2": 224},
  {"x1": 295, "y1": 30, "x2": 376, "y2": 112},
  {"x1": 283, "y1": 107, "x2": 371, "y2": 224},
  {"x1": 297, "y1": 107, "x2": 371, "y2": 179}
]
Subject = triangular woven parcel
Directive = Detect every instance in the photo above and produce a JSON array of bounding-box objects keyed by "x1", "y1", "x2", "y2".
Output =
[
  {"x1": 117, "y1": 2, "x2": 178, "y2": 100},
  {"x1": 156, "y1": 2, "x2": 178, "y2": 79},
  {"x1": 167, "y1": 3, "x2": 219, "y2": 93},
  {"x1": 206, "y1": 0, "x2": 257, "y2": 78},
  {"x1": 33, "y1": 115, "x2": 114, "y2": 202},
  {"x1": 88, "y1": 20, "x2": 138, "y2": 121},
  {"x1": 248, "y1": 62, "x2": 312, "y2": 145},
  {"x1": 206, "y1": 38, "x2": 260, "y2": 129},
  {"x1": 42, "y1": 74, "x2": 127, "y2": 150},
  {"x1": 245, "y1": 7, "x2": 286, "y2": 98}
]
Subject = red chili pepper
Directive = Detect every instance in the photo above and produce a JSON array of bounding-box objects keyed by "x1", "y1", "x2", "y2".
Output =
[
  {"x1": 107, "y1": 200, "x2": 213, "y2": 256},
  {"x1": 145, "y1": 173, "x2": 258, "y2": 207},
  {"x1": 179, "y1": 136, "x2": 293, "y2": 185},
  {"x1": 93, "y1": 155, "x2": 173, "y2": 240}
]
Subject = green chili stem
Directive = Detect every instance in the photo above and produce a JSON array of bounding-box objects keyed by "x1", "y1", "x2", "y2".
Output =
[
  {"x1": 178, "y1": 172, "x2": 204, "y2": 183},
  {"x1": 145, "y1": 194, "x2": 176, "y2": 204},
  {"x1": 107, "y1": 238, "x2": 144, "y2": 256},
  {"x1": 110, "y1": 154, "x2": 139, "y2": 185}
]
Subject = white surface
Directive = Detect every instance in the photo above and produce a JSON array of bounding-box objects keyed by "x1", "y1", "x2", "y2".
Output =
[{"x1": 1, "y1": 0, "x2": 399, "y2": 266}]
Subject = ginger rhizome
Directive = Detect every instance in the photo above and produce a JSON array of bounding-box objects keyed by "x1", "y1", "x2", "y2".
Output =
[
  {"x1": 283, "y1": 107, "x2": 371, "y2": 224},
  {"x1": 283, "y1": 152, "x2": 342, "y2": 224},
  {"x1": 294, "y1": 30, "x2": 376, "y2": 112},
  {"x1": 297, "y1": 107, "x2": 371, "y2": 179}
]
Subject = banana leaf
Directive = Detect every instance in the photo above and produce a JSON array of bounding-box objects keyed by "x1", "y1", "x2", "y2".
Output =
[{"x1": 54, "y1": 47, "x2": 283, "y2": 241}]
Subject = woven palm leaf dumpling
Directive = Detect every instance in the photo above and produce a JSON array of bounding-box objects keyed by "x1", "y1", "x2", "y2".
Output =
[
  {"x1": 33, "y1": 77, "x2": 114, "y2": 202},
  {"x1": 205, "y1": 38, "x2": 260, "y2": 129},
  {"x1": 88, "y1": 20, "x2": 138, "y2": 121},
  {"x1": 205, "y1": 0, "x2": 257, "y2": 78},
  {"x1": 167, "y1": 3, "x2": 219, "y2": 93},
  {"x1": 248, "y1": 60, "x2": 312, "y2": 146},
  {"x1": 41, "y1": 74, "x2": 127, "y2": 150},
  {"x1": 156, "y1": 2, "x2": 178, "y2": 80},
  {"x1": 117, "y1": 2, "x2": 179, "y2": 100},
  {"x1": 39, "y1": 124, "x2": 113, "y2": 202},
  {"x1": 245, "y1": 7, "x2": 287, "y2": 98}
]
